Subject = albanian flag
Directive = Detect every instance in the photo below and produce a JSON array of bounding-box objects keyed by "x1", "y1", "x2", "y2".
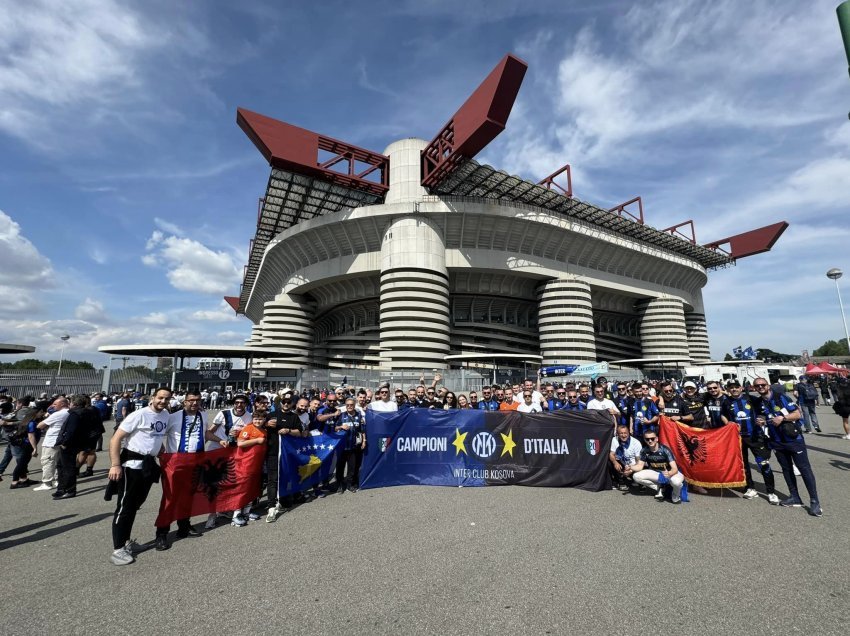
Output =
[
  {"x1": 658, "y1": 415, "x2": 746, "y2": 488},
  {"x1": 360, "y1": 409, "x2": 614, "y2": 491},
  {"x1": 155, "y1": 445, "x2": 265, "y2": 527}
]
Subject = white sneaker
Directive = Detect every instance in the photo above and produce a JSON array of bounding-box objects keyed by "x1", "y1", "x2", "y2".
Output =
[
  {"x1": 204, "y1": 517, "x2": 216, "y2": 530},
  {"x1": 52, "y1": 481, "x2": 59, "y2": 489},
  {"x1": 265, "y1": 506, "x2": 281, "y2": 523},
  {"x1": 843, "y1": 434, "x2": 850, "y2": 440},
  {"x1": 742, "y1": 488, "x2": 758, "y2": 499},
  {"x1": 110, "y1": 546, "x2": 135, "y2": 566},
  {"x1": 767, "y1": 493, "x2": 780, "y2": 505},
  {"x1": 231, "y1": 516, "x2": 247, "y2": 527},
  {"x1": 248, "y1": 512, "x2": 261, "y2": 521},
  {"x1": 33, "y1": 483, "x2": 53, "y2": 491},
  {"x1": 124, "y1": 539, "x2": 140, "y2": 555}
]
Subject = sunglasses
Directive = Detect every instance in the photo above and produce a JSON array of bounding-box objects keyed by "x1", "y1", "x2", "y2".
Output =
[
  {"x1": 644, "y1": 437, "x2": 657, "y2": 442},
  {"x1": 754, "y1": 384, "x2": 768, "y2": 388}
]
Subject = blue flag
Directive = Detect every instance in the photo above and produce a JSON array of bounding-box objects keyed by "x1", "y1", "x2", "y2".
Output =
[{"x1": 278, "y1": 431, "x2": 344, "y2": 497}]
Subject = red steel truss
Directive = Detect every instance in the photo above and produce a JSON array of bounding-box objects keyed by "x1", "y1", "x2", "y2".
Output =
[
  {"x1": 608, "y1": 196, "x2": 644, "y2": 224},
  {"x1": 703, "y1": 221, "x2": 789, "y2": 259},
  {"x1": 538, "y1": 164, "x2": 572, "y2": 197},
  {"x1": 660, "y1": 220, "x2": 697, "y2": 244}
]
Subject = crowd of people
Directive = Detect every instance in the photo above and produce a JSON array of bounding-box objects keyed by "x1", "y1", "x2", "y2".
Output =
[{"x1": 2, "y1": 370, "x2": 849, "y2": 567}]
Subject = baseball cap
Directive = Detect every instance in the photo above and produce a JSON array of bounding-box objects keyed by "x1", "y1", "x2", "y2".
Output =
[{"x1": 683, "y1": 381, "x2": 697, "y2": 389}]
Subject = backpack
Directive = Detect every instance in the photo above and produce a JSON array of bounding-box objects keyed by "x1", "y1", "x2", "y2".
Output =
[{"x1": 803, "y1": 384, "x2": 819, "y2": 401}]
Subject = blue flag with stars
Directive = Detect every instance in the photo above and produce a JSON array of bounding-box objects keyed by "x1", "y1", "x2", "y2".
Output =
[{"x1": 278, "y1": 430, "x2": 344, "y2": 497}]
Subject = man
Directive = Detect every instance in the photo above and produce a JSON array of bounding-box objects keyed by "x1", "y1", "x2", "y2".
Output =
[
  {"x1": 516, "y1": 391, "x2": 542, "y2": 413},
  {"x1": 595, "y1": 377, "x2": 614, "y2": 400},
  {"x1": 113, "y1": 392, "x2": 134, "y2": 430},
  {"x1": 34, "y1": 397, "x2": 69, "y2": 491},
  {"x1": 518, "y1": 378, "x2": 544, "y2": 406},
  {"x1": 545, "y1": 387, "x2": 566, "y2": 412},
  {"x1": 355, "y1": 391, "x2": 369, "y2": 417},
  {"x1": 631, "y1": 430, "x2": 684, "y2": 503},
  {"x1": 629, "y1": 382, "x2": 660, "y2": 439},
  {"x1": 721, "y1": 380, "x2": 779, "y2": 505},
  {"x1": 586, "y1": 385, "x2": 619, "y2": 425},
  {"x1": 500, "y1": 388, "x2": 519, "y2": 411},
  {"x1": 578, "y1": 383, "x2": 591, "y2": 404},
  {"x1": 612, "y1": 383, "x2": 631, "y2": 429},
  {"x1": 703, "y1": 381, "x2": 726, "y2": 429},
  {"x1": 107, "y1": 387, "x2": 173, "y2": 566},
  {"x1": 657, "y1": 382, "x2": 693, "y2": 424},
  {"x1": 209, "y1": 394, "x2": 252, "y2": 447},
  {"x1": 680, "y1": 381, "x2": 709, "y2": 428},
  {"x1": 609, "y1": 424, "x2": 643, "y2": 491},
  {"x1": 316, "y1": 392, "x2": 342, "y2": 493},
  {"x1": 77, "y1": 396, "x2": 105, "y2": 478},
  {"x1": 368, "y1": 385, "x2": 398, "y2": 413},
  {"x1": 334, "y1": 397, "x2": 366, "y2": 493},
  {"x1": 266, "y1": 391, "x2": 299, "y2": 522},
  {"x1": 0, "y1": 396, "x2": 38, "y2": 478},
  {"x1": 754, "y1": 378, "x2": 822, "y2": 516},
  {"x1": 395, "y1": 389, "x2": 411, "y2": 412},
  {"x1": 478, "y1": 386, "x2": 500, "y2": 411},
  {"x1": 793, "y1": 376, "x2": 821, "y2": 433},
  {"x1": 468, "y1": 391, "x2": 480, "y2": 411},
  {"x1": 562, "y1": 390, "x2": 586, "y2": 412},
  {"x1": 154, "y1": 390, "x2": 208, "y2": 548},
  {"x1": 53, "y1": 396, "x2": 93, "y2": 500},
  {"x1": 493, "y1": 386, "x2": 506, "y2": 406},
  {"x1": 423, "y1": 386, "x2": 441, "y2": 408}
]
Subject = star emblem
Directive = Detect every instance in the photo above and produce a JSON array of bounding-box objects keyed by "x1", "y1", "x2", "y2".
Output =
[
  {"x1": 500, "y1": 429, "x2": 516, "y2": 458},
  {"x1": 452, "y1": 428, "x2": 468, "y2": 456}
]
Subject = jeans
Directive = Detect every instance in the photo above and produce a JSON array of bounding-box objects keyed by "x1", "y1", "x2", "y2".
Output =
[
  {"x1": 11, "y1": 444, "x2": 33, "y2": 481},
  {"x1": 0, "y1": 443, "x2": 23, "y2": 474}
]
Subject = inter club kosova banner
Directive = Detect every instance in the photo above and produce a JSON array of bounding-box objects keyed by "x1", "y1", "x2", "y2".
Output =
[
  {"x1": 658, "y1": 415, "x2": 746, "y2": 488},
  {"x1": 155, "y1": 445, "x2": 265, "y2": 527},
  {"x1": 360, "y1": 409, "x2": 614, "y2": 491}
]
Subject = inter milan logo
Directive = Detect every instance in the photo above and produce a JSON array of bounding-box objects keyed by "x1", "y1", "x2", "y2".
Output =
[
  {"x1": 471, "y1": 431, "x2": 497, "y2": 459},
  {"x1": 192, "y1": 457, "x2": 237, "y2": 501}
]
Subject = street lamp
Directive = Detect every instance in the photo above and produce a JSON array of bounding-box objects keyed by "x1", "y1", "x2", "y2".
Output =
[
  {"x1": 826, "y1": 268, "x2": 850, "y2": 354},
  {"x1": 56, "y1": 334, "x2": 70, "y2": 378}
]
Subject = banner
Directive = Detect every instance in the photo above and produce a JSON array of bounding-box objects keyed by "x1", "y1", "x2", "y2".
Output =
[
  {"x1": 658, "y1": 415, "x2": 746, "y2": 488},
  {"x1": 155, "y1": 445, "x2": 265, "y2": 527},
  {"x1": 277, "y1": 430, "x2": 344, "y2": 497},
  {"x1": 360, "y1": 409, "x2": 614, "y2": 491}
]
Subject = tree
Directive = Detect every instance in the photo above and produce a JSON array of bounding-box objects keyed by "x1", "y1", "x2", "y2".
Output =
[
  {"x1": 813, "y1": 339, "x2": 850, "y2": 357},
  {"x1": 723, "y1": 353, "x2": 734, "y2": 361}
]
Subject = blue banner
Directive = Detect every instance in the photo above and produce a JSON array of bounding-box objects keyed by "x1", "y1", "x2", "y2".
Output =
[
  {"x1": 278, "y1": 430, "x2": 344, "y2": 497},
  {"x1": 360, "y1": 409, "x2": 614, "y2": 491}
]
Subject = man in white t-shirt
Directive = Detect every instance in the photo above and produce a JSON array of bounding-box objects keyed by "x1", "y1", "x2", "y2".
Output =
[
  {"x1": 609, "y1": 425, "x2": 643, "y2": 491},
  {"x1": 586, "y1": 384, "x2": 619, "y2": 426},
  {"x1": 33, "y1": 397, "x2": 70, "y2": 491},
  {"x1": 209, "y1": 394, "x2": 252, "y2": 448},
  {"x1": 514, "y1": 378, "x2": 544, "y2": 406},
  {"x1": 517, "y1": 390, "x2": 543, "y2": 413},
  {"x1": 368, "y1": 385, "x2": 398, "y2": 413},
  {"x1": 107, "y1": 387, "x2": 173, "y2": 566}
]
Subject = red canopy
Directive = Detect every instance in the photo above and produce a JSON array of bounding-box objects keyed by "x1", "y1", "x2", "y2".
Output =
[
  {"x1": 804, "y1": 363, "x2": 830, "y2": 375},
  {"x1": 819, "y1": 362, "x2": 849, "y2": 376}
]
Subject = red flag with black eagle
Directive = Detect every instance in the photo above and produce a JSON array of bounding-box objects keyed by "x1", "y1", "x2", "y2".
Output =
[
  {"x1": 658, "y1": 415, "x2": 746, "y2": 488},
  {"x1": 155, "y1": 445, "x2": 265, "y2": 527}
]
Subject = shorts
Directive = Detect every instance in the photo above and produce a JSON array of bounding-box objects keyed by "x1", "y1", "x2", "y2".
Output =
[{"x1": 833, "y1": 401, "x2": 850, "y2": 418}]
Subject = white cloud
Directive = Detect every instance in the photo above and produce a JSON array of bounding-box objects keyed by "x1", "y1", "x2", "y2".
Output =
[
  {"x1": 74, "y1": 298, "x2": 108, "y2": 322},
  {"x1": 190, "y1": 300, "x2": 241, "y2": 323},
  {"x1": 138, "y1": 312, "x2": 169, "y2": 325},
  {"x1": 0, "y1": 209, "x2": 55, "y2": 288},
  {"x1": 143, "y1": 231, "x2": 241, "y2": 295},
  {"x1": 153, "y1": 217, "x2": 185, "y2": 236}
]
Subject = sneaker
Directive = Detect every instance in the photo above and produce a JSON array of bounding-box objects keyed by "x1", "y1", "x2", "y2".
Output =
[
  {"x1": 617, "y1": 483, "x2": 630, "y2": 492},
  {"x1": 809, "y1": 502, "x2": 823, "y2": 517},
  {"x1": 671, "y1": 496, "x2": 682, "y2": 504},
  {"x1": 32, "y1": 483, "x2": 53, "y2": 491},
  {"x1": 176, "y1": 525, "x2": 202, "y2": 538},
  {"x1": 124, "y1": 539, "x2": 140, "y2": 555},
  {"x1": 779, "y1": 496, "x2": 803, "y2": 508},
  {"x1": 52, "y1": 481, "x2": 59, "y2": 489},
  {"x1": 348, "y1": 486, "x2": 359, "y2": 493},
  {"x1": 154, "y1": 535, "x2": 170, "y2": 551},
  {"x1": 80, "y1": 468, "x2": 94, "y2": 477},
  {"x1": 654, "y1": 489, "x2": 665, "y2": 501},
  {"x1": 204, "y1": 517, "x2": 216, "y2": 530},
  {"x1": 314, "y1": 489, "x2": 327, "y2": 499},
  {"x1": 767, "y1": 493, "x2": 780, "y2": 505},
  {"x1": 742, "y1": 488, "x2": 758, "y2": 499},
  {"x1": 265, "y1": 506, "x2": 282, "y2": 523},
  {"x1": 110, "y1": 546, "x2": 135, "y2": 566},
  {"x1": 814, "y1": 427, "x2": 822, "y2": 432},
  {"x1": 231, "y1": 516, "x2": 247, "y2": 527},
  {"x1": 843, "y1": 434, "x2": 850, "y2": 440},
  {"x1": 248, "y1": 512, "x2": 261, "y2": 521}
]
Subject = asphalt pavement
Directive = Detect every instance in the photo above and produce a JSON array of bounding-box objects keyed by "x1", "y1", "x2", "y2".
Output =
[{"x1": 2, "y1": 409, "x2": 848, "y2": 635}]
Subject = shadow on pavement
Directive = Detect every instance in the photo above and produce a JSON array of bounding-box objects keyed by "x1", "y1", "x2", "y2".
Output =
[
  {"x1": 0, "y1": 514, "x2": 77, "y2": 541},
  {"x1": 0, "y1": 513, "x2": 113, "y2": 551},
  {"x1": 828, "y1": 459, "x2": 850, "y2": 471},
  {"x1": 805, "y1": 444, "x2": 850, "y2": 460}
]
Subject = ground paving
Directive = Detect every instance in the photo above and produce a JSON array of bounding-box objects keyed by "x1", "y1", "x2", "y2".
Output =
[{"x1": 1, "y1": 410, "x2": 848, "y2": 635}]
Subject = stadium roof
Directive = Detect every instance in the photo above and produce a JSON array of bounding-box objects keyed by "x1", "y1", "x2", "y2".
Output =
[
  {"x1": 0, "y1": 343, "x2": 36, "y2": 355},
  {"x1": 98, "y1": 344, "x2": 301, "y2": 359}
]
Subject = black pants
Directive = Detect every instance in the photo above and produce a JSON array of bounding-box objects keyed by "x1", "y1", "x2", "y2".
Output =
[
  {"x1": 11, "y1": 444, "x2": 33, "y2": 481},
  {"x1": 57, "y1": 447, "x2": 79, "y2": 494},
  {"x1": 112, "y1": 467, "x2": 156, "y2": 549},
  {"x1": 155, "y1": 518, "x2": 191, "y2": 537},
  {"x1": 741, "y1": 436, "x2": 775, "y2": 494},
  {"x1": 772, "y1": 441, "x2": 819, "y2": 504},
  {"x1": 336, "y1": 447, "x2": 363, "y2": 488}
]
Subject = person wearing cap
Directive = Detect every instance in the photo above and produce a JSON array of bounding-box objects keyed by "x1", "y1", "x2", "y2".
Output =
[
  {"x1": 721, "y1": 380, "x2": 779, "y2": 505},
  {"x1": 595, "y1": 377, "x2": 613, "y2": 400},
  {"x1": 793, "y1": 376, "x2": 821, "y2": 433},
  {"x1": 266, "y1": 390, "x2": 300, "y2": 521},
  {"x1": 753, "y1": 377, "x2": 821, "y2": 516},
  {"x1": 680, "y1": 381, "x2": 709, "y2": 428}
]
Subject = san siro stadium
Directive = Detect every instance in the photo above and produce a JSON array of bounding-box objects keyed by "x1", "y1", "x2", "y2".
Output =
[{"x1": 225, "y1": 54, "x2": 786, "y2": 375}]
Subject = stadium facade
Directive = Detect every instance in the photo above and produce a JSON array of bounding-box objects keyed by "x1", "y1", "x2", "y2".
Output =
[{"x1": 226, "y1": 54, "x2": 786, "y2": 372}]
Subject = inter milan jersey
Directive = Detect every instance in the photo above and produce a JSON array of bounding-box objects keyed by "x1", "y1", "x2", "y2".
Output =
[
  {"x1": 630, "y1": 398, "x2": 659, "y2": 437},
  {"x1": 682, "y1": 395, "x2": 709, "y2": 428},
  {"x1": 614, "y1": 395, "x2": 631, "y2": 428},
  {"x1": 759, "y1": 393, "x2": 802, "y2": 444},
  {"x1": 478, "y1": 399, "x2": 500, "y2": 411},
  {"x1": 721, "y1": 395, "x2": 761, "y2": 438},
  {"x1": 546, "y1": 398, "x2": 566, "y2": 411},
  {"x1": 563, "y1": 400, "x2": 586, "y2": 412},
  {"x1": 703, "y1": 396, "x2": 726, "y2": 429},
  {"x1": 639, "y1": 444, "x2": 675, "y2": 472},
  {"x1": 661, "y1": 395, "x2": 687, "y2": 418}
]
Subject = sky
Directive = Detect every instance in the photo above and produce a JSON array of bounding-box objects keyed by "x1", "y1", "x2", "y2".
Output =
[{"x1": 1, "y1": 0, "x2": 849, "y2": 367}]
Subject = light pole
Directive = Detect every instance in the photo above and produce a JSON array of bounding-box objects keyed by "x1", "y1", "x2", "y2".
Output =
[
  {"x1": 56, "y1": 334, "x2": 70, "y2": 378},
  {"x1": 826, "y1": 268, "x2": 850, "y2": 354}
]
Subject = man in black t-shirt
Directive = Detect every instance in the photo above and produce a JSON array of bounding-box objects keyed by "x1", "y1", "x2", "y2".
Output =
[
  {"x1": 680, "y1": 381, "x2": 708, "y2": 428},
  {"x1": 631, "y1": 431, "x2": 685, "y2": 503},
  {"x1": 266, "y1": 393, "x2": 297, "y2": 522},
  {"x1": 657, "y1": 382, "x2": 693, "y2": 424}
]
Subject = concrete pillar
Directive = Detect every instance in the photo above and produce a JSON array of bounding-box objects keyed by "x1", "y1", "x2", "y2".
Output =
[
  {"x1": 686, "y1": 313, "x2": 711, "y2": 363},
  {"x1": 536, "y1": 278, "x2": 597, "y2": 365},
  {"x1": 256, "y1": 293, "x2": 315, "y2": 366},
  {"x1": 636, "y1": 296, "x2": 690, "y2": 360},
  {"x1": 379, "y1": 138, "x2": 449, "y2": 370}
]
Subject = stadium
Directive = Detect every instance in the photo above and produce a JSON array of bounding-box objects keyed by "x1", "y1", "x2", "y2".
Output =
[{"x1": 226, "y1": 54, "x2": 786, "y2": 374}]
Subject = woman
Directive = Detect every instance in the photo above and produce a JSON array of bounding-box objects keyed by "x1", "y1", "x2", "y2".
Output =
[
  {"x1": 443, "y1": 392, "x2": 458, "y2": 409},
  {"x1": 457, "y1": 394, "x2": 470, "y2": 409}
]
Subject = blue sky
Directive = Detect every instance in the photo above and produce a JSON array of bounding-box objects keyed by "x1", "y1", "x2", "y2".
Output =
[{"x1": 1, "y1": 0, "x2": 849, "y2": 365}]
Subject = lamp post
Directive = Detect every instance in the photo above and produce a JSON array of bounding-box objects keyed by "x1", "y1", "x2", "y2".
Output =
[
  {"x1": 826, "y1": 268, "x2": 850, "y2": 354},
  {"x1": 56, "y1": 334, "x2": 70, "y2": 378}
]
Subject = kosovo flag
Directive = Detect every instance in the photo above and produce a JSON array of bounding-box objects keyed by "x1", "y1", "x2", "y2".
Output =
[{"x1": 278, "y1": 430, "x2": 344, "y2": 496}]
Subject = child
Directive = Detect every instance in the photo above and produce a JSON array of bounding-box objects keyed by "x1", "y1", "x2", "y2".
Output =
[{"x1": 231, "y1": 413, "x2": 267, "y2": 527}]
